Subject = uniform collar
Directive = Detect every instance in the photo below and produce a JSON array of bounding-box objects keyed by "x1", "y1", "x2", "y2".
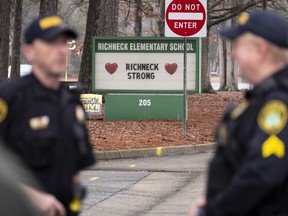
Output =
[
  {"x1": 29, "y1": 73, "x2": 75, "y2": 103},
  {"x1": 245, "y1": 66, "x2": 288, "y2": 100},
  {"x1": 273, "y1": 66, "x2": 288, "y2": 88}
]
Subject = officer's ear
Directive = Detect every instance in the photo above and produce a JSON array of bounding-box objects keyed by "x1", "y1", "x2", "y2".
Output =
[
  {"x1": 22, "y1": 44, "x2": 35, "y2": 64},
  {"x1": 255, "y1": 39, "x2": 269, "y2": 60}
]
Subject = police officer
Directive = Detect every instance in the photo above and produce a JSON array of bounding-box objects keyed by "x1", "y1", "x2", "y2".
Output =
[
  {"x1": 188, "y1": 10, "x2": 288, "y2": 216},
  {"x1": 0, "y1": 16, "x2": 95, "y2": 216}
]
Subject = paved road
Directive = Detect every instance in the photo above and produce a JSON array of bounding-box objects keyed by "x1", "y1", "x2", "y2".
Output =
[{"x1": 80, "y1": 153, "x2": 213, "y2": 216}]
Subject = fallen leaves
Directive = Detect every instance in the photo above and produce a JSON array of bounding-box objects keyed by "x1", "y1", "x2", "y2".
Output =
[{"x1": 87, "y1": 92, "x2": 244, "y2": 151}]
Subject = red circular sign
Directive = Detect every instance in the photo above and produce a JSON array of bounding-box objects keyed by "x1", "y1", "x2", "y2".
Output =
[{"x1": 166, "y1": 0, "x2": 206, "y2": 37}]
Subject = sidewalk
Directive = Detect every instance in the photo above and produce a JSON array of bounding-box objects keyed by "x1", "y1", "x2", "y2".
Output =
[
  {"x1": 81, "y1": 153, "x2": 212, "y2": 216},
  {"x1": 94, "y1": 143, "x2": 215, "y2": 160}
]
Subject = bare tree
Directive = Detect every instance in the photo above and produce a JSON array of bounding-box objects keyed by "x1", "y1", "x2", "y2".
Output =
[
  {"x1": 268, "y1": 0, "x2": 288, "y2": 12},
  {"x1": 218, "y1": 28, "x2": 227, "y2": 90},
  {"x1": 135, "y1": 0, "x2": 142, "y2": 36},
  {"x1": 218, "y1": 0, "x2": 239, "y2": 91},
  {"x1": 79, "y1": 0, "x2": 118, "y2": 93},
  {"x1": 39, "y1": 0, "x2": 58, "y2": 16},
  {"x1": 0, "y1": 0, "x2": 12, "y2": 81},
  {"x1": 200, "y1": 0, "x2": 263, "y2": 92},
  {"x1": 10, "y1": 0, "x2": 23, "y2": 79},
  {"x1": 225, "y1": 39, "x2": 236, "y2": 91},
  {"x1": 76, "y1": 0, "x2": 273, "y2": 92},
  {"x1": 97, "y1": 0, "x2": 118, "y2": 36},
  {"x1": 208, "y1": 0, "x2": 262, "y2": 28},
  {"x1": 214, "y1": 0, "x2": 288, "y2": 92},
  {"x1": 158, "y1": 0, "x2": 165, "y2": 36},
  {"x1": 78, "y1": 0, "x2": 100, "y2": 92},
  {"x1": 201, "y1": 31, "x2": 214, "y2": 93}
]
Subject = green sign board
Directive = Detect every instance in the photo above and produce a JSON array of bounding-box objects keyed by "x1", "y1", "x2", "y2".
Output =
[
  {"x1": 92, "y1": 37, "x2": 200, "y2": 94},
  {"x1": 95, "y1": 39, "x2": 197, "y2": 53},
  {"x1": 105, "y1": 94, "x2": 183, "y2": 121}
]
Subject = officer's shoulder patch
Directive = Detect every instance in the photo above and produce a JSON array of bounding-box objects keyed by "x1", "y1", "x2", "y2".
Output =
[
  {"x1": 0, "y1": 97, "x2": 8, "y2": 124},
  {"x1": 257, "y1": 100, "x2": 287, "y2": 134},
  {"x1": 262, "y1": 135, "x2": 285, "y2": 159},
  {"x1": 231, "y1": 100, "x2": 249, "y2": 120},
  {"x1": 218, "y1": 123, "x2": 228, "y2": 146}
]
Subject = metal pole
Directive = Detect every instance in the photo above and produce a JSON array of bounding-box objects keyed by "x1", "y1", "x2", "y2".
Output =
[{"x1": 183, "y1": 37, "x2": 187, "y2": 137}]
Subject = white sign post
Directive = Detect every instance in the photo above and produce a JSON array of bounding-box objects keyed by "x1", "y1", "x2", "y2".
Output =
[{"x1": 165, "y1": 0, "x2": 207, "y2": 136}]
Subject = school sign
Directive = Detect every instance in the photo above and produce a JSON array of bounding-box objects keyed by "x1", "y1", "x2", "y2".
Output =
[
  {"x1": 92, "y1": 37, "x2": 200, "y2": 93},
  {"x1": 92, "y1": 37, "x2": 201, "y2": 120}
]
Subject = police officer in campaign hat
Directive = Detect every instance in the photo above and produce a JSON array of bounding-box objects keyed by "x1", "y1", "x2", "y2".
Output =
[
  {"x1": 188, "y1": 10, "x2": 288, "y2": 216},
  {"x1": 0, "y1": 16, "x2": 95, "y2": 216}
]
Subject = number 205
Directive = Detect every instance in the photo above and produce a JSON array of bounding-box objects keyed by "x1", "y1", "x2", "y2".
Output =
[{"x1": 139, "y1": 99, "x2": 151, "y2": 106}]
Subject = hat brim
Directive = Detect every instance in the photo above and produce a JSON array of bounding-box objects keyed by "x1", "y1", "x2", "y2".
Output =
[
  {"x1": 40, "y1": 27, "x2": 78, "y2": 42},
  {"x1": 219, "y1": 26, "x2": 245, "y2": 40}
]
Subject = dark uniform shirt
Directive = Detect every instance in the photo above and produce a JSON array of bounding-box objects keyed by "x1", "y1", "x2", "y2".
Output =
[
  {"x1": 0, "y1": 73, "x2": 95, "y2": 209},
  {"x1": 206, "y1": 66, "x2": 288, "y2": 216}
]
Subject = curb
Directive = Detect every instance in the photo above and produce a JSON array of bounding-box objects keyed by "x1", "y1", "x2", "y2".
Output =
[{"x1": 93, "y1": 143, "x2": 215, "y2": 160}]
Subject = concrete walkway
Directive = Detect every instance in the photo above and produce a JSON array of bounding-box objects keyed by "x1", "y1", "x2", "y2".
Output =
[
  {"x1": 81, "y1": 153, "x2": 213, "y2": 216},
  {"x1": 94, "y1": 143, "x2": 215, "y2": 160}
]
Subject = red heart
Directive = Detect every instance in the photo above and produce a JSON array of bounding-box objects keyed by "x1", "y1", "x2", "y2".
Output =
[
  {"x1": 105, "y1": 63, "x2": 118, "y2": 74},
  {"x1": 165, "y1": 63, "x2": 178, "y2": 75}
]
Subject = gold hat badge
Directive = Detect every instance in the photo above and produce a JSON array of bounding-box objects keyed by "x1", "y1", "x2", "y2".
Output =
[
  {"x1": 237, "y1": 12, "x2": 250, "y2": 25},
  {"x1": 39, "y1": 16, "x2": 64, "y2": 30}
]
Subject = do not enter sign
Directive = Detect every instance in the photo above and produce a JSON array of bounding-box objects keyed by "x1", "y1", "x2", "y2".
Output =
[{"x1": 165, "y1": 0, "x2": 207, "y2": 37}]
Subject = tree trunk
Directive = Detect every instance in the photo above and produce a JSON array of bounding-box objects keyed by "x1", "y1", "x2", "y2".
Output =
[
  {"x1": 39, "y1": 0, "x2": 58, "y2": 16},
  {"x1": 219, "y1": 35, "x2": 226, "y2": 90},
  {"x1": 97, "y1": 0, "x2": 118, "y2": 36},
  {"x1": 224, "y1": 40, "x2": 238, "y2": 91},
  {"x1": 135, "y1": 0, "x2": 142, "y2": 36},
  {"x1": 226, "y1": 16, "x2": 238, "y2": 91},
  {"x1": 79, "y1": 0, "x2": 118, "y2": 93},
  {"x1": 218, "y1": 0, "x2": 239, "y2": 91},
  {"x1": 10, "y1": 0, "x2": 22, "y2": 79},
  {"x1": 0, "y1": 0, "x2": 12, "y2": 82},
  {"x1": 226, "y1": 40, "x2": 234, "y2": 90},
  {"x1": 158, "y1": 0, "x2": 165, "y2": 36},
  {"x1": 201, "y1": 30, "x2": 215, "y2": 93},
  {"x1": 78, "y1": 0, "x2": 100, "y2": 93}
]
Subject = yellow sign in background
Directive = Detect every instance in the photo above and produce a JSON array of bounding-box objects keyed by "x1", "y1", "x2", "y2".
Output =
[{"x1": 80, "y1": 94, "x2": 102, "y2": 115}]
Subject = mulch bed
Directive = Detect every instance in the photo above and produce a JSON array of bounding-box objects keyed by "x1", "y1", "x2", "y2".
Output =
[{"x1": 87, "y1": 92, "x2": 244, "y2": 151}]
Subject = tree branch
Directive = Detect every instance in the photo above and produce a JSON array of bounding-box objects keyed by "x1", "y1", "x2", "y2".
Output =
[
  {"x1": 208, "y1": 0, "x2": 262, "y2": 28},
  {"x1": 208, "y1": 0, "x2": 225, "y2": 10},
  {"x1": 64, "y1": 0, "x2": 88, "y2": 19}
]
